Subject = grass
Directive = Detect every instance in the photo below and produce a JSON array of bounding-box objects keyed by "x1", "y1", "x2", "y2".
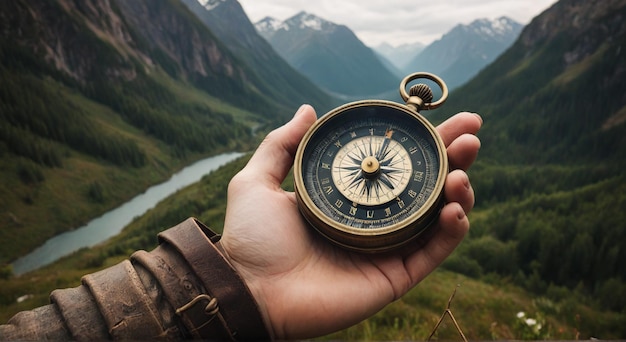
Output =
[
  {"x1": 325, "y1": 269, "x2": 604, "y2": 340},
  {"x1": 0, "y1": 259, "x2": 614, "y2": 340},
  {"x1": 2, "y1": 154, "x2": 624, "y2": 339}
]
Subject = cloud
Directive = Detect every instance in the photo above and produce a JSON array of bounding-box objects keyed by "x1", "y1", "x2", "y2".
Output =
[{"x1": 239, "y1": 0, "x2": 557, "y2": 46}]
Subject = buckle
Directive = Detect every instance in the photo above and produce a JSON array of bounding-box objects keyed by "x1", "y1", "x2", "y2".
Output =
[
  {"x1": 176, "y1": 294, "x2": 219, "y2": 316},
  {"x1": 175, "y1": 294, "x2": 232, "y2": 339}
]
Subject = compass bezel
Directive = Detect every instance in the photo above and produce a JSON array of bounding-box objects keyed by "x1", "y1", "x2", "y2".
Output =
[{"x1": 293, "y1": 100, "x2": 448, "y2": 252}]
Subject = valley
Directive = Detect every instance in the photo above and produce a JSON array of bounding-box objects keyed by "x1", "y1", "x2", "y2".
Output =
[{"x1": 1, "y1": 0, "x2": 625, "y2": 339}]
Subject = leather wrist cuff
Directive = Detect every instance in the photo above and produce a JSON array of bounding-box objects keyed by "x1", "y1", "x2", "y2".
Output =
[
  {"x1": 158, "y1": 218, "x2": 271, "y2": 340},
  {"x1": 0, "y1": 218, "x2": 271, "y2": 341}
]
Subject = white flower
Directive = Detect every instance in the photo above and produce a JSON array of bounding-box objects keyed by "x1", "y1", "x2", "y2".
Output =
[
  {"x1": 525, "y1": 318, "x2": 537, "y2": 326},
  {"x1": 516, "y1": 311, "x2": 525, "y2": 318}
]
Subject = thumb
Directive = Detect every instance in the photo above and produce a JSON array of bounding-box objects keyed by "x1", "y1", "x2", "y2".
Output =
[{"x1": 244, "y1": 105, "x2": 317, "y2": 186}]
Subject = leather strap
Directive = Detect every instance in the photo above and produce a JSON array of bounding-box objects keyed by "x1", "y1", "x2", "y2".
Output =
[
  {"x1": 158, "y1": 218, "x2": 271, "y2": 340},
  {"x1": 82, "y1": 260, "x2": 166, "y2": 339},
  {"x1": 131, "y1": 246, "x2": 214, "y2": 339},
  {"x1": 50, "y1": 286, "x2": 109, "y2": 340}
]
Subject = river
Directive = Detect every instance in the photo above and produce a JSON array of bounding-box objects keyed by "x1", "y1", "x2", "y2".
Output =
[{"x1": 11, "y1": 152, "x2": 244, "y2": 275}]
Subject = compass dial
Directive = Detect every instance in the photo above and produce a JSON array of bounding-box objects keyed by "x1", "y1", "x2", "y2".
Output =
[
  {"x1": 294, "y1": 99, "x2": 448, "y2": 253},
  {"x1": 332, "y1": 131, "x2": 412, "y2": 206}
]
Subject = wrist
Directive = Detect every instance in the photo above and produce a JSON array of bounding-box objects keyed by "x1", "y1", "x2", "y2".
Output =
[
  {"x1": 215, "y1": 239, "x2": 275, "y2": 339},
  {"x1": 158, "y1": 218, "x2": 272, "y2": 340}
]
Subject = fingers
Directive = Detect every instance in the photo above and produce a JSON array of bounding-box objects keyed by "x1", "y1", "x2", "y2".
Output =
[
  {"x1": 405, "y1": 202, "x2": 470, "y2": 284},
  {"x1": 239, "y1": 109, "x2": 480, "y2": 186},
  {"x1": 437, "y1": 112, "x2": 482, "y2": 147},
  {"x1": 241, "y1": 105, "x2": 317, "y2": 186},
  {"x1": 447, "y1": 134, "x2": 481, "y2": 171},
  {"x1": 403, "y1": 169, "x2": 474, "y2": 286},
  {"x1": 445, "y1": 169, "x2": 474, "y2": 214}
]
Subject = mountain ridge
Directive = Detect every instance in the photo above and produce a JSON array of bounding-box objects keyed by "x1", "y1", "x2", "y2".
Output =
[
  {"x1": 436, "y1": 0, "x2": 626, "y2": 165},
  {"x1": 374, "y1": 42, "x2": 425, "y2": 73},
  {"x1": 182, "y1": 0, "x2": 337, "y2": 113},
  {"x1": 0, "y1": 0, "x2": 305, "y2": 264},
  {"x1": 255, "y1": 11, "x2": 398, "y2": 98},
  {"x1": 405, "y1": 16, "x2": 523, "y2": 90},
  {"x1": 428, "y1": 0, "x2": 626, "y2": 320}
]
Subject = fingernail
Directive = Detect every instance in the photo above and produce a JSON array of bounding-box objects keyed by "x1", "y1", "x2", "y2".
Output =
[
  {"x1": 463, "y1": 173, "x2": 471, "y2": 190},
  {"x1": 457, "y1": 206, "x2": 466, "y2": 220},
  {"x1": 294, "y1": 104, "x2": 308, "y2": 118},
  {"x1": 473, "y1": 113, "x2": 483, "y2": 125}
]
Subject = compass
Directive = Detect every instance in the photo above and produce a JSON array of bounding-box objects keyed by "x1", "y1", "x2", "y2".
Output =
[{"x1": 294, "y1": 72, "x2": 449, "y2": 253}]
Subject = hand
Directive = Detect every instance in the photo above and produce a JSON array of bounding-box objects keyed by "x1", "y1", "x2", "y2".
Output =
[{"x1": 220, "y1": 105, "x2": 482, "y2": 339}]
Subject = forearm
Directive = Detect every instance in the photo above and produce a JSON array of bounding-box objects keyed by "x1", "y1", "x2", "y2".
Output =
[{"x1": 0, "y1": 218, "x2": 270, "y2": 341}]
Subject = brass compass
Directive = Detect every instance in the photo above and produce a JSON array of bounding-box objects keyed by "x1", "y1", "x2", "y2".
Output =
[{"x1": 294, "y1": 72, "x2": 449, "y2": 253}]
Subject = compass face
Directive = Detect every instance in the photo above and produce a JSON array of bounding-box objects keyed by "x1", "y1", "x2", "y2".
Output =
[
  {"x1": 294, "y1": 101, "x2": 448, "y2": 252},
  {"x1": 332, "y1": 134, "x2": 412, "y2": 206}
]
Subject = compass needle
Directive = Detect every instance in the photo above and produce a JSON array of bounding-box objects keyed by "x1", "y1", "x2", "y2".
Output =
[
  {"x1": 376, "y1": 129, "x2": 394, "y2": 159},
  {"x1": 379, "y1": 174, "x2": 396, "y2": 190}
]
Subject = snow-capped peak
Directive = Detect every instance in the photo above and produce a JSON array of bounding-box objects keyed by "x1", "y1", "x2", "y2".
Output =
[
  {"x1": 491, "y1": 17, "x2": 517, "y2": 35},
  {"x1": 198, "y1": 0, "x2": 227, "y2": 11},
  {"x1": 294, "y1": 12, "x2": 323, "y2": 30},
  {"x1": 255, "y1": 11, "x2": 337, "y2": 38},
  {"x1": 466, "y1": 17, "x2": 520, "y2": 38},
  {"x1": 286, "y1": 11, "x2": 334, "y2": 32},
  {"x1": 255, "y1": 17, "x2": 288, "y2": 35}
]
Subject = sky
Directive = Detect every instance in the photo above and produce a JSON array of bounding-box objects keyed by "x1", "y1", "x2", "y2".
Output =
[{"x1": 238, "y1": 0, "x2": 558, "y2": 47}]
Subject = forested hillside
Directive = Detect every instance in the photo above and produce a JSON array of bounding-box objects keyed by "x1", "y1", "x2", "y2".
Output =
[
  {"x1": 429, "y1": 0, "x2": 626, "y2": 321},
  {"x1": 2, "y1": 154, "x2": 622, "y2": 339},
  {"x1": 0, "y1": 0, "x2": 334, "y2": 266}
]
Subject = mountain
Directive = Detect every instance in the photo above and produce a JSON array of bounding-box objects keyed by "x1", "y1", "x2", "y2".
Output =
[
  {"x1": 372, "y1": 50, "x2": 404, "y2": 79},
  {"x1": 405, "y1": 17, "x2": 523, "y2": 90},
  {"x1": 430, "y1": 0, "x2": 626, "y2": 318},
  {"x1": 255, "y1": 12, "x2": 398, "y2": 98},
  {"x1": 437, "y1": 2, "x2": 625, "y2": 166},
  {"x1": 0, "y1": 0, "x2": 315, "y2": 265},
  {"x1": 181, "y1": 0, "x2": 337, "y2": 113},
  {"x1": 374, "y1": 42, "x2": 425, "y2": 73}
]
